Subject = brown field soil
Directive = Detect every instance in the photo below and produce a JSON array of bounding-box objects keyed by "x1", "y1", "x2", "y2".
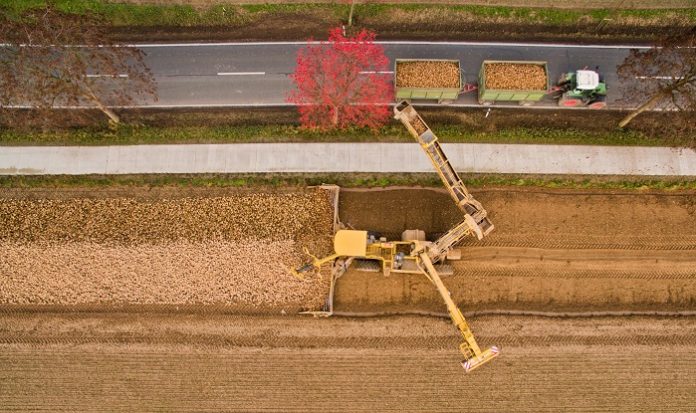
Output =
[
  {"x1": 2, "y1": 185, "x2": 695, "y2": 410},
  {"x1": 336, "y1": 187, "x2": 696, "y2": 312},
  {"x1": 1, "y1": 312, "x2": 695, "y2": 412}
]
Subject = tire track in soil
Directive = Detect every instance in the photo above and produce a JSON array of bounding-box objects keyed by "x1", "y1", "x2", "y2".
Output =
[{"x1": 1, "y1": 313, "x2": 695, "y2": 348}]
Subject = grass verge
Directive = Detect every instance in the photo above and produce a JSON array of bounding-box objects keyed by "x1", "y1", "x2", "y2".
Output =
[
  {"x1": 2, "y1": 173, "x2": 695, "y2": 191},
  {"x1": 2, "y1": 2, "x2": 694, "y2": 26},
  {"x1": 0, "y1": 123, "x2": 666, "y2": 146},
  {"x1": 1, "y1": 2, "x2": 694, "y2": 44}
]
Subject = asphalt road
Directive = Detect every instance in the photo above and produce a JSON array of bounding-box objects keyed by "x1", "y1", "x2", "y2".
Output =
[{"x1": 117, "y1": 41, "x2": 645, "y2": 108}]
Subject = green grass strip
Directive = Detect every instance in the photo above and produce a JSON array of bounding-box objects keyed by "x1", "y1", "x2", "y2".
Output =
[
  {"x1": 2, "y1": 173, "x2": 695, "y2": 191},
  {"x1": 0, "y1": 123, "x2": 667, "y2": 146},
  {"x1": 1, "y1": 1, "x2": 693, "y2": 26}
]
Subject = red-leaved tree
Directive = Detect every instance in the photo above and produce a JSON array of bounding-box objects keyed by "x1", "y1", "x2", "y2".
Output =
[{"x1": 288, "y1": 27, "x2": 392, "y2": 130}]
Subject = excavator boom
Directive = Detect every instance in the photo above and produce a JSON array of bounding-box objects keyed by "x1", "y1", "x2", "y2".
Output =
[{"x1": 415, "y1": 244, "x2": 499, "y2": 372}]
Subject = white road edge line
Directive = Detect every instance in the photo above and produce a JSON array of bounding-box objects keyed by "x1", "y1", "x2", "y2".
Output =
[
  {"x1": 132, "y1": 41, "x2": 654, "y2": 49},
  {"x1": 635, "y1": 75, "x2": 683, "y2": 80},
  {"x1": 86, "y1": 74, "x2": 129, "y2": 78},
  {"x1": 217, "y1": 71, "x2": 266, "y2": 76},
  {"x1": 2, "y1": 103, "x2": 660, "y2": 111},
  {"x1": 359, "y1": 71, "x2": 394, "y2": 74}
]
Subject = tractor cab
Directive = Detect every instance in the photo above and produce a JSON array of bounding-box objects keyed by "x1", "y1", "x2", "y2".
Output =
[
  {"x1": 575, "y1": 70, "x2": 600, "y2": 91},
  {"x1": 553, "y1": 68, "x2": 607, "y2": 109}
]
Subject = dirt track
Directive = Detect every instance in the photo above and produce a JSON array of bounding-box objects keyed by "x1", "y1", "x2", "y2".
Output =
[{"x1": 1, "y1": 313, "x2": 694, "y2": 412}]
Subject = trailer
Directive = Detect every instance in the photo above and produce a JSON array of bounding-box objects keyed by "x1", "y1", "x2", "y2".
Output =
[
  {"x1": 477, "y1": 60, "x2": 549, "y2": 106},
  {"x1": 394, "y1": 59, "x2": 462, "y2": 104}
]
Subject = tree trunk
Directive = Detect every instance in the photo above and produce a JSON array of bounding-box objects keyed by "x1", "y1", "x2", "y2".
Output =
[
  {"x1": 618, "y1": 91, "x2": 666, "y2": 129},
  {"x1": 348, "y1": 1, "x2": 356, "y2": 26},
  {"x1": 332, "y1": 105, "x2": 339, "y2": 127},
  {"x1": 83, "y1": 84, "x2": 120, "y2": 125}
]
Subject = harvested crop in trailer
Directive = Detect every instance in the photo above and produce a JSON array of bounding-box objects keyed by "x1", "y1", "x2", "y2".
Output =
[
  {"x1": 484, "y1": 63, "x2": 547, "y2": 90},
  {"x1": 396, "y1": 61, "x2": 459, "y2": 88}
]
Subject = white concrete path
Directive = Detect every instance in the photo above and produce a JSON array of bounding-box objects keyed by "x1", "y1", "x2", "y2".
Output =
[{"x1": 1, "y1": 143, "x2": 694, "y2": 176}]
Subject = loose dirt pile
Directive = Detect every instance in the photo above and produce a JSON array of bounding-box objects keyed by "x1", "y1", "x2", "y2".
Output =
[
  {"x1": 484, "y1": 62, "x2": 547, "y2": 90},
  {"x1": 0, "y1": 188, "x2": 334, "y2": 309},
  {"x1": 395, "y1": 60, "x2": 460, "y2": 88}
]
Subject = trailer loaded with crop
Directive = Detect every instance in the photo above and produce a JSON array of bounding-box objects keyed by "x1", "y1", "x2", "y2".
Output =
[
  {"x1": 477, "y1": 60, "x2": 549, "y2": 106},
  {"x1": 394, "y1": 59, "x2": 462, "y2": 104}
]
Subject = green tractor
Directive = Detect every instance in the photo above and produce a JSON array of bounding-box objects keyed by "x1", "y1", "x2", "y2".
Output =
[{"x1": 552, "y1": 68, "x2": 607, "y2": 109}]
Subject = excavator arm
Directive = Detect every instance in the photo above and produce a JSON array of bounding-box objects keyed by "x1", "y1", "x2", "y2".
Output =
[{"x1": 415, "y1": 243, "x2": 499, "y2": 372}]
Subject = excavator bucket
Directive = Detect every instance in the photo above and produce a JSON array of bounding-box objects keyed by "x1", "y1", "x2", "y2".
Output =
[{"x1": 461, "y1": 346, "x2": 500, "y2": 373}]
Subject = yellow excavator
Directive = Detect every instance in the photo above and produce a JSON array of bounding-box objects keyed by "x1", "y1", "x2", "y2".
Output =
[{"x1": 293, "y1": 101, "x2": 499, "y2": 373}]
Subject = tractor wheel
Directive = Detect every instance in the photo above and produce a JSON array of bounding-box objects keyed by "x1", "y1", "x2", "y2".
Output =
[
  {"x1": 558, "y1": 97, "x2": 582, "y2": 107},
  {"x1": 588, "y1": 101, "x2": 607, "y2": 110}
]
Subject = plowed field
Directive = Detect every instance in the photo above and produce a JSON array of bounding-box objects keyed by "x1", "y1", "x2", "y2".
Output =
[
  {"x1": 1, "y1": 313, "x2": 694, "y2": 412},
  {"x1": 1, "y1": 185, "x2": 695, "y2": 411}
]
